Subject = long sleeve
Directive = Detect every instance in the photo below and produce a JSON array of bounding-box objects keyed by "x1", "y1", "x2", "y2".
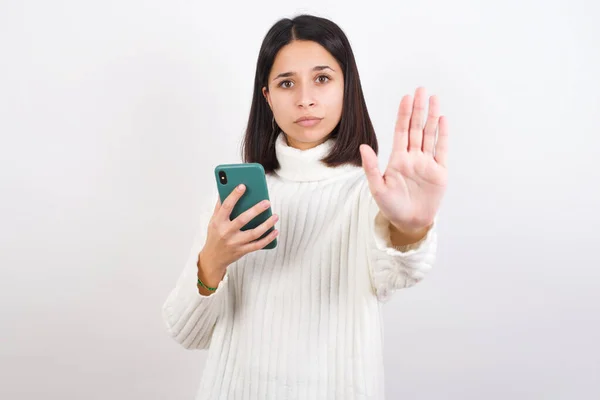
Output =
[
  {"x1": 364, "y1": 190, "x2": 439, "y2": 303},
  {"x1": 161, "y1": 190, "x2": 230, "y2": 350}
]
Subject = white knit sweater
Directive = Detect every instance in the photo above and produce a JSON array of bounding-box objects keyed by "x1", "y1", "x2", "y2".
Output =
[{"x1": 162, "y1": 132, "x2": 438, "y2": 399}]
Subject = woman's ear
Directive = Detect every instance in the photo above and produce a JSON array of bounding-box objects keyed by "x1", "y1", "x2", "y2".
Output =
[{"x1": 262, "y1": 87, "x2": 272, "y2": 109}]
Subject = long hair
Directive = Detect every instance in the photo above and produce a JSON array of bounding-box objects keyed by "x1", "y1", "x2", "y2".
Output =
[{"x1": 241, "y1": 14, "x2": 378, "y2": 174}]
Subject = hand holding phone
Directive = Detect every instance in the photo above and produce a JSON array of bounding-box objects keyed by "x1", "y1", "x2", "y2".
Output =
[
  {"x1": 197, "y1": 163, "x2": 279, "y2": 291},
  {"x1": 214, "y1": 163, "x2": 277, "y2": 249}
]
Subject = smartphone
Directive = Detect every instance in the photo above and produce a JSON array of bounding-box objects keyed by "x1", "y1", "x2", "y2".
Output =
[{"x1": 214, "y1": 162, "x2": 277, "y2": 250}]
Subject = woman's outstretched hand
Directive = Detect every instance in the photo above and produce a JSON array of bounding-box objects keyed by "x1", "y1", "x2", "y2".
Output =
[{"x1": 360, "y1": 87, "x2": 449, "y2": 237}]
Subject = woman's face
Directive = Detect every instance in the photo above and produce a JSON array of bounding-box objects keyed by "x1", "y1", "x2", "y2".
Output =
[{"x1": 262, "y1": 40, "x2": 344, "y2": 150}]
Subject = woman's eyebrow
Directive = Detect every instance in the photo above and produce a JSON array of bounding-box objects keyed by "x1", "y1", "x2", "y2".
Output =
[{"x1": 272, "y1": 65, "x2": 335, "y2": 81}]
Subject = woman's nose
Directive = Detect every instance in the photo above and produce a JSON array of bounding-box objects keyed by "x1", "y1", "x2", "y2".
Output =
[{"x1": 296, "y1": 84, "x2": 316, "y2": 108}]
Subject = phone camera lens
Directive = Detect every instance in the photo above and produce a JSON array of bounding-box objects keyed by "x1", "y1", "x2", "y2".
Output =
[{"x1": 218, "y1": 171, "x2": 227, "y2": 185}]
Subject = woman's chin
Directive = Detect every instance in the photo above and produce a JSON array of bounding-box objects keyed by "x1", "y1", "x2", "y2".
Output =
[{"x1": 284, "y1": 129, "x2": 331, "y2": 150}]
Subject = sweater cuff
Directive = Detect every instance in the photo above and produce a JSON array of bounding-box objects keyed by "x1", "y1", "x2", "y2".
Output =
[{"x1": 161, "y1": 257, "x2": 231, "y2": 349}]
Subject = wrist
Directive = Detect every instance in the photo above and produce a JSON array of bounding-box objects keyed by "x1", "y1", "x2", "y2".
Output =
[
  {"x1": 197, "y1": 251, "x2": 226, "y2": 287},
  {"x1": 389, "y1": 221, "x2": 432, "y2": 247}
]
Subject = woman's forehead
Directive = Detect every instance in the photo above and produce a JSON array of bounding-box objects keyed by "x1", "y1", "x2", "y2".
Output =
[{"x1": 271, "y1": 41, "x2": 340, "y2": 76}]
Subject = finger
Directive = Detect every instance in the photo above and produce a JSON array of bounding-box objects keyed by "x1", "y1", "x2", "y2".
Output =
[
  {"x1": 408, "y1": 87, "x2": 427, "y2": 152},
  {"x1": 435, "y1": 116, "x2": 449, "y2": 168},
  {"x1": 230, "y1": 198, "x2": 272, "y2": 232},
  {"x1": 240, "y1": 227, "x2": 279, "y2": 254},
  {"x1": 422, "y1": 95, "x2": 440, "y2": 155},
  {"x1": 238, "y1": 213, "x2": 279, "y2": 244},
  {"x1": 217, "y1": 184, "x2": 246, "y2": 222},
  {"x1": 392, "y1": 95, "x2": 412, "y2": 153},
  {"x1": 360, "y1": 144, "x2": 386, "y2": 198}
]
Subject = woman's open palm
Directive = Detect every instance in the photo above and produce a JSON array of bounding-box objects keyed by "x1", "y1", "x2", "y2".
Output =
[{"x1": 360, "y1": 87, "x2": 449, "y2": 233}]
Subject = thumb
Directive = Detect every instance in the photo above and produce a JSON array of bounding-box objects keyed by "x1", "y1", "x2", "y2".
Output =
[{"x1": 359, "y1": 144, "x2": 385, "y2": 198}]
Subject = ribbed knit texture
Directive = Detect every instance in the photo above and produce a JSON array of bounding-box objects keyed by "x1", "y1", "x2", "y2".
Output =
[{"x1": 162, "y1": 132, "x2": 438, "y2": 399}]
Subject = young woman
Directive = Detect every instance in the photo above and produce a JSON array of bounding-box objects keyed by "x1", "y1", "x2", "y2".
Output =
[{"x1": 162, "y1": 13, "x2": 448, "y2": 400}]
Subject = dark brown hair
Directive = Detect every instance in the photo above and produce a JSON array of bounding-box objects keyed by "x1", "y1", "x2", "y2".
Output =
[{"x1": 240, "y1": 14, "x2": 378, "y2": 174}]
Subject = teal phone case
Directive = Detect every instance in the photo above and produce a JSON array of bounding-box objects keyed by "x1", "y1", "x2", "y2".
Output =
[{"x1": 214, "y1": 162, "x2": 277, "y2": 250}]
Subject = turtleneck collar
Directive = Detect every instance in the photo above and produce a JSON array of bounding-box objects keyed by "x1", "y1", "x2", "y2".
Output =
[{"x1": 273, "y1": 131, "x2": 360, "y2": 182}]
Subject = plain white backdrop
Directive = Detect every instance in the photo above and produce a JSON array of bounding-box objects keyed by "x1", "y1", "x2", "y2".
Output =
[{"x1": 1, "y1": 0, "x2": 599, "y2": 399}]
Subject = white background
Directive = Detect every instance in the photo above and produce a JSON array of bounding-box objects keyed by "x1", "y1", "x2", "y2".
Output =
[{"x1": 1, "y1": 0, "x2": 599, "y2": 399}]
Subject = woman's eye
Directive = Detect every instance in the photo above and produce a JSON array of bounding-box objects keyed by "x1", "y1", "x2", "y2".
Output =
[{"x1": 278, "y1": 75, "x2": 330, "y2": 88}]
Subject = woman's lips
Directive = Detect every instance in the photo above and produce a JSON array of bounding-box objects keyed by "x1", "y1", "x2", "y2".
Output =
[{"x1": 295, "y1": 118, "x2": 322, "y2": 127}]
